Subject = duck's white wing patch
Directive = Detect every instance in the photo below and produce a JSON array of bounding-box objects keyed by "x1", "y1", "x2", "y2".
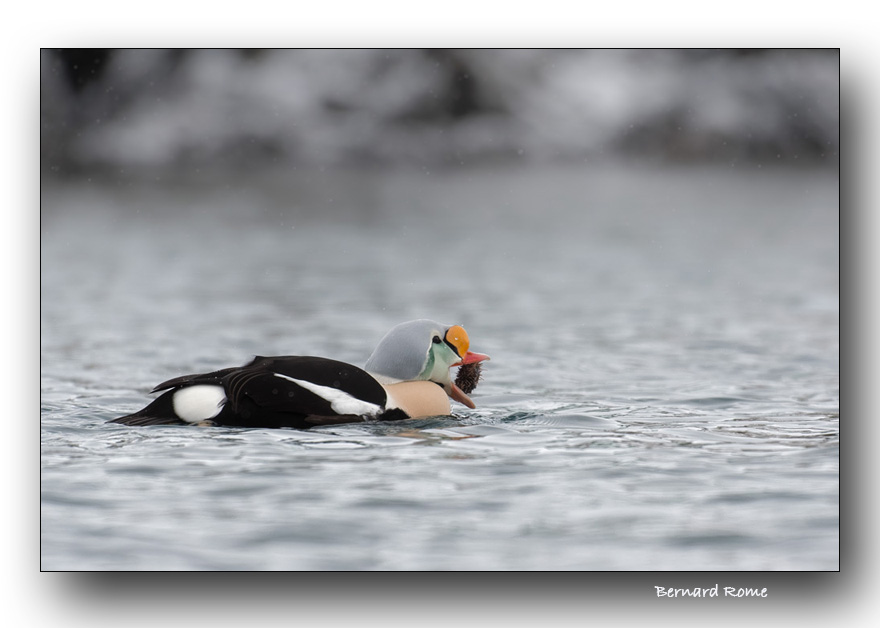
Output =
[
  {"x1": 172, "y1": 385, "x2": 226, "y2": 423},
  {"x1": 274, "y1": 373, "x2": 383, "y2": 417}
]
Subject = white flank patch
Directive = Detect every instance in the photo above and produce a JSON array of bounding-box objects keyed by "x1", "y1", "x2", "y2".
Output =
[
  {"x1": 274, "y1": 373, "x2": 383, "y2": 417},
  {"x1": 172, "y1": 385, "x2": 227, "y2": 423}
]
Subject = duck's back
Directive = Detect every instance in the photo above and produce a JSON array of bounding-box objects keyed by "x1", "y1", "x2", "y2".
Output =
[{"x1": 111, "y1": 356, "x2": 406, "y2": 429}]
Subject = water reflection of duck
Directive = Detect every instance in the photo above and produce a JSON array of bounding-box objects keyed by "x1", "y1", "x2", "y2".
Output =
[{"x1": 110, "y1": 320, "x2": 489, "y2": 430}]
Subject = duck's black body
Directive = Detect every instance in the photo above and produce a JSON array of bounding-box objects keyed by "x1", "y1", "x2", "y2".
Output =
[{"x1": 111, "y1": 356, "x2": 408, "y2": 430}]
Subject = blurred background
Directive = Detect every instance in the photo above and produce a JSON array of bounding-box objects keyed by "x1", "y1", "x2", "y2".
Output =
[
  {"x1": 39, "y1": 47, "x2": 841, "y2": 392},
  {"x1": 41, "y1": 49, "x2": 838, "y2": 177}
]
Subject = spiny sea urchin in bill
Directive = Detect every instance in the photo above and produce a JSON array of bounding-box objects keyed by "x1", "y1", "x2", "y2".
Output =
[{"x1": 454, "y1": 361, "x2": 482, "y2": 395}]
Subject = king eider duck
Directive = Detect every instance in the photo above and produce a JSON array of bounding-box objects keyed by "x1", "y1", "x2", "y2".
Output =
[{"x1": 110, "y1": 319, "x2": 489, "y2": 430}]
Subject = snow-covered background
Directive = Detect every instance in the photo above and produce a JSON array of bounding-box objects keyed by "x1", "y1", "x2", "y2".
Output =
[{"x1": 41, "y1": 49, "x2": 839, "y2": 175}]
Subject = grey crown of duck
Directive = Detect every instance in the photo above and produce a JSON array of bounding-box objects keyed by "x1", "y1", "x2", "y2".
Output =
[{"x1": 111, "y1": 319, "x2": 490, "y2": 430}]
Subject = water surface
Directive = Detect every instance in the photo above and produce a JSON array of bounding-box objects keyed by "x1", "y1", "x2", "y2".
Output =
[{"x1": 41, "y1": 164, "x2": 839, "y2": 570}]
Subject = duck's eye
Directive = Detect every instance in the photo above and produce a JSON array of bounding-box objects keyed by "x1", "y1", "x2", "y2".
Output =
[{"x1": 432, "y1": 335, "x2": 442, "y2": 344}]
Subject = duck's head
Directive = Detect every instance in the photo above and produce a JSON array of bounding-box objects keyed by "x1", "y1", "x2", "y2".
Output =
[{"x1": 364, "y1": 319, "x2": 490, "y2": 408}]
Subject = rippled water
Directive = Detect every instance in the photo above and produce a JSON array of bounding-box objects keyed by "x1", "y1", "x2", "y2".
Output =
[{"x1": 41, "y1": 164, "x2": 839, "y2": 570}]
